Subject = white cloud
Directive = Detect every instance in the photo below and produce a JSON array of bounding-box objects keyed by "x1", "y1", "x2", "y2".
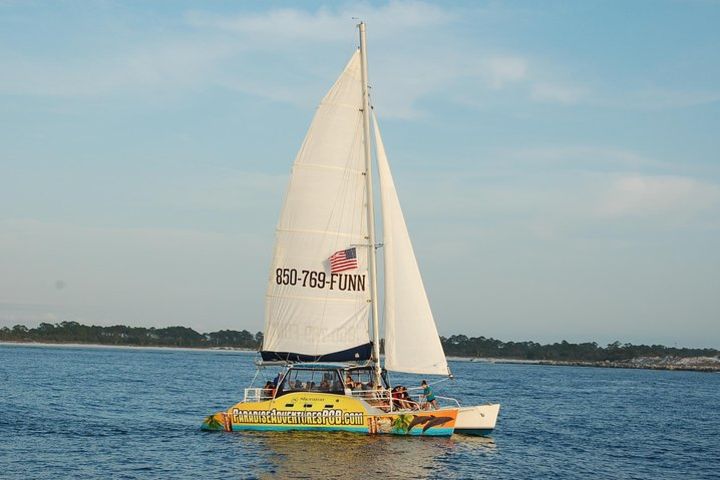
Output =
[
  {"x1": 2, "y1": 1, "x2": 715, "y2": 118},
  {"x1": 597, "y1": 175, "x2": 720, "y2": 218},
  {"x1": 149, "y1": 170, "x2": 287, "y2": 213},
  {"x1": 618, "y1": 88, "x2": 720, "y2": 110},
  {"x1": 185, "y1": 8, "x2": 348, "y2": 43},
  {"x1": 384, "y1": 147, "x2": 720, "y2": 243},
  {"x1": 531, "y1": 82, "x2": 588, "y2": 104},
  {"x1": 481, "y1": 56, "x2": 528, "y2": 88},
  {"x1": 0, "y1": 1, "x2": 575, "y2": 118},
  {"x1": 185, "y1": 1, "x2": 456, "y2": 43},
  {"x1": 0, "y1": 40, "x2": 234, "y2": 96},
  {"x1": 496, "y1": 145, "x2": 657, "y2": 170}
]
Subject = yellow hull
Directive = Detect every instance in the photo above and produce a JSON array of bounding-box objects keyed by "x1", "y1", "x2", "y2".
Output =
[{"x1": 202, "y1": 392, "x2": 457, "y2": 436}]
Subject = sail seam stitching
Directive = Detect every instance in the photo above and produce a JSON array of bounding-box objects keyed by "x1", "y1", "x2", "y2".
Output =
[
  {"x1": 275, "y1": 228, "x2": 360, "y2": 238},
  {"x1": 318, "y1": 101, "x2": 363, "y2": 110},
  {"x1": 294, "y1": 163, "x2": 364, "y2": 175}
]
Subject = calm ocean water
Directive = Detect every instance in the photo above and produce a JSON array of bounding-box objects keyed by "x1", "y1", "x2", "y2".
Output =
[{"x1": 1, "y1": 344, "x2": 718, "y2": 479}]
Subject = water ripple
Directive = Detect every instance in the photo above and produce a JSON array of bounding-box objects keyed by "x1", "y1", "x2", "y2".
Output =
[{"x1": 1, "y1": 345, "x2": 718, "y2": 479}]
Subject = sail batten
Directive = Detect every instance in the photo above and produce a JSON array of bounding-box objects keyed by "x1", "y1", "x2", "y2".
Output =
[{"x1": 374, "y1": 114, "x2": 450, "y2": 376}]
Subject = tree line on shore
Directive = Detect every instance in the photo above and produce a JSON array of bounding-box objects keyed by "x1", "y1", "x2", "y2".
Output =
[
  {"x1": 1, "y1": 322, "x2": 717, "y2": 361},
  {"x1": 441, "y1": 334, "x2": 718, "y2": 361},
  {"x1": 1, "y1": 321, "x2": 262, "y2": 349}
]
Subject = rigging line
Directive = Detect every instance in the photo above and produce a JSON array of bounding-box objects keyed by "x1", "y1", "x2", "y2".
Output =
[
  {"x1": 405, "y1": 377, "x2": 450, "y2": 392},
  {"x1": 249, "y1": 366, "x2": 261, "y2": 388}
]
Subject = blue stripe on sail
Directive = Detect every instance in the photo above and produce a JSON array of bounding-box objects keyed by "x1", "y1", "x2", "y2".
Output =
[{"x1": 260, "y1": 342, "x2": 373, "y2": 362}]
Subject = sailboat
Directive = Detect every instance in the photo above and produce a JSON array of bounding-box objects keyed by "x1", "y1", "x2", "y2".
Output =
[{"x1": 202, "y1": 22, "x2": 500, "y2": 436}]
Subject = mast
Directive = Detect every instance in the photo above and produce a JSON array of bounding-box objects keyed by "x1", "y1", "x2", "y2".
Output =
[{"x1": 358, "y1": 22, "x2": 382, "y2": 385}]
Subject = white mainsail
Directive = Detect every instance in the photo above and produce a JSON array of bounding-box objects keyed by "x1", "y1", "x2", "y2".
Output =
[
  {"x1": 262, "y1": 51, "x2": 372, "y2": 360},
  {"x1": 374, "y1": 114, "x2": 450, "y2": 376}
]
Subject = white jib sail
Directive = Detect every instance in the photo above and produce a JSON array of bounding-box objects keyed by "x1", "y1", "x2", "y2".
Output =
[
  {"x1": 262, "y1": 51, "x2": 371, "y2": 357},
  {"x1": 374, "y1": 114, "x2": 450, "y2": 376}
]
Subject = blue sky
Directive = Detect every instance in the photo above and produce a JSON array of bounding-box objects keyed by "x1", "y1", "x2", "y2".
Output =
[{"x1": 1, "y1": 1, "x2": 719, "y2": 347}]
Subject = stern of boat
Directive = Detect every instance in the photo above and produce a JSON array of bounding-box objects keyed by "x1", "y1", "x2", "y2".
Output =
[
  {"x1": 454, "y1": 403, "x2": 500, "y2": 436},
  {"x1": 201, "y1": 411, "x2": 230, "y2": 432}
]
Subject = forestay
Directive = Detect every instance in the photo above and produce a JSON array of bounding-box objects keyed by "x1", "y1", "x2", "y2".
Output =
[
  {"x1": 374, "y1": 114, "x2": 450, "y2": 376},
  {"x1": 261, "y1": 52, "x2": 372, "y2": 362}
]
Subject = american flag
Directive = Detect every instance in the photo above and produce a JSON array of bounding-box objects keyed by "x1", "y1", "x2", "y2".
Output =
[{"x1": 329, "y1": 247, "x2": 358, "y2": 273}]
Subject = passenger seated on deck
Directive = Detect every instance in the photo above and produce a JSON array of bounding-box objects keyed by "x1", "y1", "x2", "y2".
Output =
[
  {"x1": 391, "y1": 386, "x2": 402, "y2": 408},
  {"x1": 319, "y1": 379, "x2": 330, "y2": 391},
  {"x1": 294, "y1": 380, "x2": 303, "y2": 390},
  {"x1": 345, "y1": 374, "x2": 354, "y2": 389},
  {"x1": 373, "y1": 385, "x2": 387, "y2": 404},
  {"x1": 363, "y1": 381, "x2": 374, "y2": 398},
  {"x1": 392, "y1": 386, "x2": 413, "y2": 410},
  {"x1": 402, "y1": 386, "x2": 419, "y2": 410},
  {"x1": 263, "y1": 381, "x2": 275, "y2": 399}
]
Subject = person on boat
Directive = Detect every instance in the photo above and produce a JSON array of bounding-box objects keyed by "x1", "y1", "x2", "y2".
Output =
[
  {"x1": 319, "y1": 379, "x2": 330, "y2": 391},
  {"x1": 360, "y1": 381, "x2": 373, "y2": 398},
  {"x1": 263, "y1": 381, "x2": 275, "y2": 399},
  {"x1": 370, "y1": 384, "x2": 389, "y2": 410},
  {"x1": 399, "y1": 386, "x2": 411, "y2": 410},
  {"x1": 345, "y1": 374, "x2": 354, "y2": 389},
  {"x1": 373, "y1": 384, "x2": 384, "y2": 399},
  {"x1": 421, "y1": 380, "x2": 438, "y2": 410},
  {"x1": 392, "y1": 386, "x2": 408, "y2": 409},
  {"x1": 393, "y1": 386, "x2": 412, "y2": 410}
]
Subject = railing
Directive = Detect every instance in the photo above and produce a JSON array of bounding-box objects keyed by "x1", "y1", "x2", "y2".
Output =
[
  {"x1": 348, "y1": 389, "x2": 454, "y2": 412},
  {"x1": 242, "y1": 386, "x2": 460, "y2": 411},
  {"x1": 394, "y1": 386, "x2": 461, "y2": 411},
  {"x1": 243, "y1": 388, "x2": 274, "y2": 402},
  {"x1": 434, "y1": 395, "x2": 461, "y2": 408},
  {"x1": 389, "y1": 397, "x2": 422, "y2": 412},
  {"x1": 347, "y1": 389, "x2": 392, "y2": 409}
]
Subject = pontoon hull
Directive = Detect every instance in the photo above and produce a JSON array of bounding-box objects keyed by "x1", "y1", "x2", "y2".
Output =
[
  {"x1": 454, "y1": 403, "x2": 500, "y2": 436},
  {"x1": 202, "y1": 392, "x2": 458, "y2": 436}
]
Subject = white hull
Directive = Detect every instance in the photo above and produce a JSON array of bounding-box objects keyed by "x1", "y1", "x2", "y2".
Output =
[{"x1": 454, "y1": 404, "x2": 500, "y2": 436}]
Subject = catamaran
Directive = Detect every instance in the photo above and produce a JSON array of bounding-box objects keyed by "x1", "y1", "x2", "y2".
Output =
[{"x1": 202, "y1": 22, "x2": 500, "y2": 436}]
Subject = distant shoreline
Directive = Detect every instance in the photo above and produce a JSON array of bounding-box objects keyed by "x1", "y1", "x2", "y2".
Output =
[
  {"x1": 4, "y1": 340, "x2": 718, "y2": 372},
  {"x1": 447, "y1": 355, "x2": 720, "y2": 372},
  {"x1": 5, "y1": 321, "x2": 717, "y2": 366},
  {"x1": 0, "y1": 340, "x2": 256, "y2": 354}
]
